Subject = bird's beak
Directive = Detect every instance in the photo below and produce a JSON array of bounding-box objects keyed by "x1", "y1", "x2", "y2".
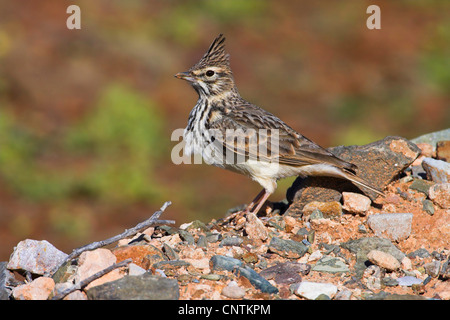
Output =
[{"x1": 175, "y1": 72, "x2": 195, "y2": 82}]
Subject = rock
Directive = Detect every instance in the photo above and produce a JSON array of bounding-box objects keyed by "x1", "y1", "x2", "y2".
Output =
[
  {"x1": 178, "y1": 230, "x2": 195, "y2": 245},
  {"x1": 128, "y1": 263, "x2": 146, "y2": 276},
  {"x1": 1, "y1": 262, "x2": 10, "y2": 300},
  {"x1": 74, "y1": 248, "x2": 123, "y2": 290},
  {"x1": 341, "y1": 237, "x2": 405, "y2": 278},
  {"x1": 260, "y1": 262, "x2": 310, "y2": 285},
  {"x1": 295, "y1": 281, "x2": 338, "y2": 300},
  {"x1": 244, "y1": 212, "x2": 268, "y2": 241},
  {"x1": 234, "y1": 266, "x2": 278, "y2": 294},
  {"x1": 363, "y1": 265, "x2": 382, "y2": 290},
  {"x1": 112, "y1": 245, "x2": 166, "y2": 269},
  {"x1": 219, "y1": 236, "x2": 244, "y2": 247},
  {"x1": 366, "y1": 213, "x2": 413, "y2": 241},
  {"x1": 342, "y1": 192, "x2": 371, "y2": 215},
  {"x1": 408, "y1": 179, "x2": 434, "y2": 196},
  {"x1": 397, "y1": 276, "x2": 422, "y2": 287},
  {"x1": 424, "y1": 261, "x2": 441, "y2": 278},
  {"x1": 422, "y1": 199, "x2": 435, "y2": 216},
  {"x1": 367, "y1": 250, "x2": 400, "y2": 271},
  {"x1": 287, "y1": 136, "x2": 420, "y2": 209},
  {"x1": 428, "y1": 183, "x2": 450, "y2": 209},
  {"x1": 162, "y1": 243, "x2": 179, "y2": 260},
  {"x1": 436, "y1": 140, "x2": 450, "y2": 161},
  {"x1": 268, "y1": 237, "x2": 309, "y2": 259},
  {"x1": 210, "y1": 255, "x2": 242, "y2": 272},
  {"x1": 221, "y1": 281, "x2": 246, "y2": 299},
  {"x1": 12, "y1": 276, "x2": 55, "y2": 300},
  {"x1": 86, "y1": 273, "x2": 179, "y2": 300},
  {"x1": 311, "y1": 256, "x2": 349, "y2": 274},
  {"x1": 411, "y1": 129, "x2": 450, "y2": 149},
  {"x1": 302, "y1": 201, "x2": 342, "y2": 219},
  {"x1": 334, "y1": 289, "x2": 353, "y2": 300},
  {"x1": 408, "y1": 248, "x2": 431, "y2": 259},
  {"x1": 422, "y1": 157, "x2": 450, "y2": 183},
  {"x1": 7, "y1": 239, "x2": 67, "y2": 275}
]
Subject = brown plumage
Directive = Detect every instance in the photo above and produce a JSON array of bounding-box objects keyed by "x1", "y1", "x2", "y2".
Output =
[{"x1": 176, "y1": 34, "x2": 384, "y2": 217}]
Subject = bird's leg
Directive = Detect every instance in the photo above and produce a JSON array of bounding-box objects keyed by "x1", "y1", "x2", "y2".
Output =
[
  {"x1": 249, "y1": 190, "x2": 272, "y2": 215},
  {"x1": 222, "y1": 189, "x2": 266, "y2": 224}
]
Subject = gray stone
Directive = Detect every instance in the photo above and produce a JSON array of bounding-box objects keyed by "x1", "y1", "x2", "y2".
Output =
[
  {"x1": 286, "y1": 136, "x2": 421, "y2": 211},
  {"x1": 411, "y1": 129, "x2": 450, "y2": 149},
  {"x1": 7, "y1": 239, "x2": 67, "y2": 275},
  {"x1": 234, "y1": 266, "x2": 278, "y2": 294},
  {"x1": 86, "y1": 273, "x2": 179, "y2": 300},
  {"x1": 196, "y1": 235, "x2": 208, "y2": 248},
  {"x1": 408, "y1": 248, "x2": 431, "y2": 259},
  {"x1": 397, "y1": 276, "x2": 422, "y2": 287},
  {"x1": 260, "y1": 262, "x2": 310, "y2": 285},
  {"x1": 178, "y1": 230, "x2": 195, "y2": 245},
  {"x1": 366, "y1": 213, "x2": 413, "y2": 241},
  {"x1": 0, "y1": 262, "x2": 10, "y2": 300},
  {"x1": 312, "y1": 256, "x2": 349, "y2": 274},
  {"x1": 424, "y1": 261, "x2": 441, "y2": 278},
  {"x1": 341, "y1": 237, "x2": 405, "y2": 278},
  {"x1": 408, "y1": 179, "x2": 434, "y2": 196},
  {"x1": 421, "y1": 199, "x2": 435, "y2": 216},
  {"x1": 422, "y1": 157, "x2": 450, "y2": 183},
  {"x1": 219, "y1": 236, "x2": 243, "y2": 247},
  {"x1": 268, "y1": 237, "x2": 309, "y2": 259},
  {"x1": 210, "y1": 255, "x2": 242, "y2": 272}
]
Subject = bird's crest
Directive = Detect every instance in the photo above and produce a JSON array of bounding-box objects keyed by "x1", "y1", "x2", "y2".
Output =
[{"x1": 190, "y1": 34, "x2": 230, "y2": 71}]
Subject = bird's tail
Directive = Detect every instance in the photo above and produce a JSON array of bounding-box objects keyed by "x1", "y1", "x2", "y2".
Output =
[{"x1": 339, "y1": 168, "x2": 385, "y2": 198}]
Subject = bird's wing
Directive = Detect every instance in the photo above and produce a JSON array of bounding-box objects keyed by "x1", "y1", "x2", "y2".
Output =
[{"x1": 208, "y1": 102, "x2": 356, "y2": 171}]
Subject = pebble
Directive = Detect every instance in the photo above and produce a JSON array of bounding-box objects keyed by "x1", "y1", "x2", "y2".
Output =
[
  {"x1": 219, "y1": 236, "x2": 243, "y2": 247},
  {"x1": 268, "y1": 237, "x2": 308, "y2": 259},
  {"x1": 422, "y1": 199, "x2": 435, "y2": 215},
  {"x1": 436, "y1": 140, "x2": 450, "y2": 161},
  {"x1": 128, "y1": 263, "x2": 147, "y2": 276},
  {"x1": 408, "y1": 179, "x2": 434, "y2": 196},
  {"x1": 366, "y1": 213, "x2": 413, "y2": 241},
  {"x1": 367, "y1": 250, "x2": 400, "y2": 271},
  {"x1": 428, "y1": 183, "x2": 450, "y2": 209},
  {"x1": 7, "y1": 239, "x2": 67, "y2": 275},
  {"x1": 74, "y1": 248, "x2": 123, "y2": 290},
  {"x1": 233, "y1": 266, "x2": 278, "y2": 294},
  {"x1": 244, "y1": 212, "x2": 269, "y2": 241},
  {"x1": 295, "y1": 281, "x2": 338, "y2": 300},
  {"x1": 86, "y1": 273, "x2": 179, "y2": 300},
  {"x1": 12, "y1": 276, "x2": 55, "y2": 300},
  {"x1": 342, "y1": 192, "x2": 371, "y2": 215},
  {"x1": 422, "y1": 157, "x2": 450, "y2": 183},
  {"x1": 423, "y1": 261, "x2": 441, "y2": 278},
  {"x1": 303, "y1": 201, "x2": 342, "y2": 219},
  {"x1": 221, "y1": 281, "x2": 246, "y2": 299},
  {"x1": 312, "y1": 256, "x2": 349, "y2": 274},
  {"x1": 397, "y1": 276, "x2": 422, "y2": 287},
  {"x1": 260, "y1": 262, "x2": 309, "y2": 285},
  {"x1": 210, "y1": 255, "x2": 242, "y2": 272}
]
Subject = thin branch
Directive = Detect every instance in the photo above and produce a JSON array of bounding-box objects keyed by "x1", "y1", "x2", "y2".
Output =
[
  {"x1": 49, "y1": 201, "x2": 173, "y2": 276},
  {"x1": 51, "y1": 258, "x2": 132, "y2": 300}
]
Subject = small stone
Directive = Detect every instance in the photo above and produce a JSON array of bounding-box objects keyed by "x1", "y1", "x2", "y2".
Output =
[
  {"x1": 309, "y1": 209, "x2": 323, "y2": 220},
  {"x1": 422, "y1": 157, "x2": 450, "y2": 183},
  {"x1": 233, "y1": 266, "x2": 278, "y2": 294},
  {"x1": 128, "y1": 263, "x2": 146, "y2": 276},
  {"x1": 244, "y1": 212, "x2": 268, "y2": 241},
  {"x1": 342, "y1": 192, "x2": 371, "y2": 215},
  {"x1": 428, "y1": 183, "x2": 450, "y2": 209},
  {"x1": 334, "y1": 289, "x2": 352, "y2": 300},
  {"x1": 200, "y1": 273, "x2": 222, "y2": 281},
  {"x1": 260, "y1": 262, "x2": 309, "y2": 285},
  {"x1": 268, "y1": 237, "x2": 308, "y2": 259},
  {"x1": 221, "y1": 281, "x2": 246, "y2": 299},
  {"x1": 12, "y1": 276, "x2": 55, "y2": 300},
  {"x1": 408, "y1": 248, "x2": 431, "y2": 259},
  {"x1": 401, "y1": 256, "x2": 413, "y2": 270},
  {"x1": 219, "y1": 236, "x2": 243, "y2": 247},
  {"x1": 367, "y1": 250, "x2": 400, "y2": 271},
  {"x1": 397, "y1": 276, "x2": 422, "y2": 287},
  {"x1": 366, "y1": 213, "x2": 413, "y2": 241},
  {"x1": 422, "y1": 199, "x2": 435, "y2": 216},
  {"x1": 436, "y1": 140, "x2": 450, "y2": 161},
  {"x1": 86, "y1": 273, "x2": 179, "y2": 300},
  {"x1": 312, "y1": 256, "x2": 349, "y2": 274},
  {"x1": 210, "y1": 255, "x2": 242, "y2": 272},
  {"x1": 423, "y1": 261, "x2": 441, "y2": 278},
  {"x1": 295, "y1": 281, "x2": 338, "y2": 300},
  {"x1": 303, "y1": 201, "x2": 342, "y2": 219},
  {"x1": 162, "y1": 243, "x2": 179, "y2": 260},
  {"x1": 7, "y1": 239, "x2": 67, "y2": 275},
  {"x1": 408, "y1": 179, "x2": 434, "y2": 196},
  {"x1": 74, "y1": 248, "x2": 123, "y2": 290}
]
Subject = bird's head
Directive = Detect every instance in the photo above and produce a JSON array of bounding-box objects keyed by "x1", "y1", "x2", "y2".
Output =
[{"x1": 175, "y1": 34, "x2": 237, "y2": 98}]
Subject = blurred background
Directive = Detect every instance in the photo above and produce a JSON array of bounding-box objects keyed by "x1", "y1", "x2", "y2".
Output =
[{"x1": 0, "y1": 0, "x2": 449, "y2": 260}]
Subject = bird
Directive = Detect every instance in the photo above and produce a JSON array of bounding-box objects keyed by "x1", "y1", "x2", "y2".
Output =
[{"x1": 175, "y1": 34, "x2": 384, "y2": 218}]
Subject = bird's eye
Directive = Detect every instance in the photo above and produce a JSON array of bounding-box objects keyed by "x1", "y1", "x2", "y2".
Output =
[{"x1": 206, "y1": 70, "x2": 215, "y2": 77}]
